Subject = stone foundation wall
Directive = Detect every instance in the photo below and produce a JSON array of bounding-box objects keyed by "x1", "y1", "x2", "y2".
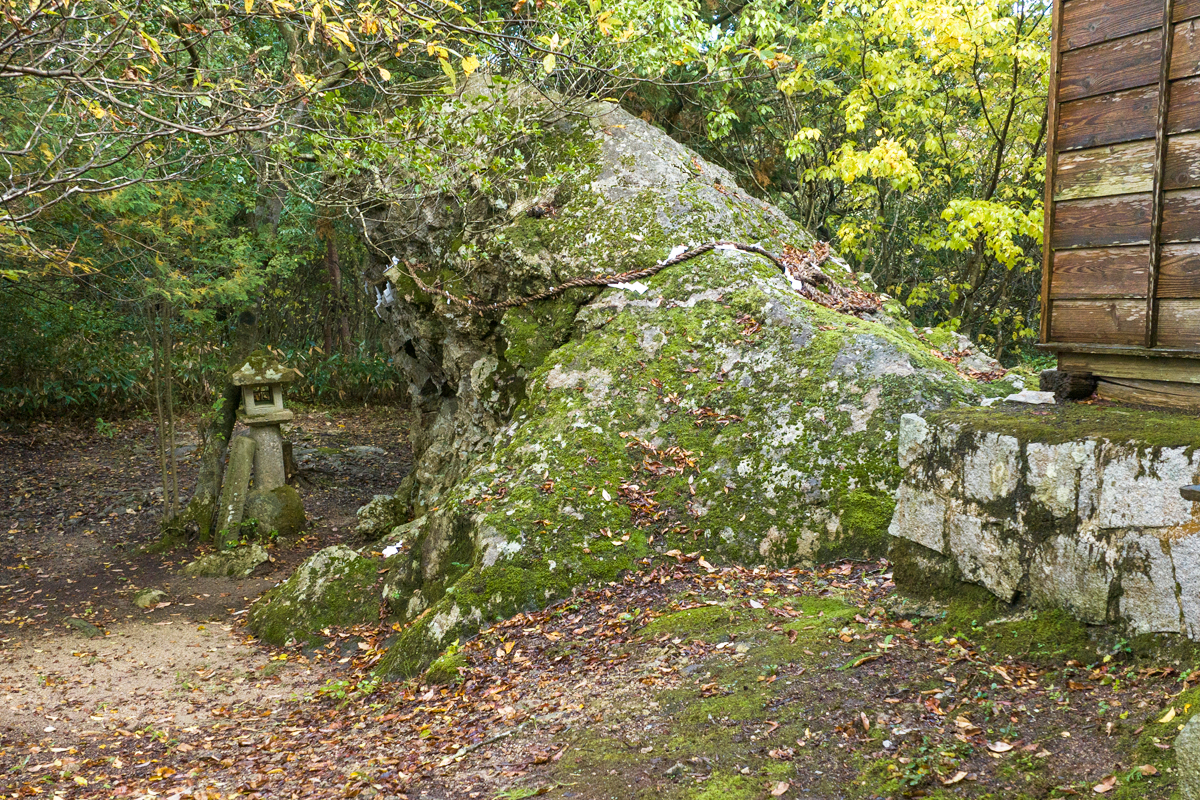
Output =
[{"x1": 888, "y1": 407, "x2": 1200, "y2": 637}]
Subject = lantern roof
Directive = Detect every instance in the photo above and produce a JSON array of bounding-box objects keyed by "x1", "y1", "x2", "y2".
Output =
[{"x1": 228, "y1": 351, "x2": 301, "y2": 387}]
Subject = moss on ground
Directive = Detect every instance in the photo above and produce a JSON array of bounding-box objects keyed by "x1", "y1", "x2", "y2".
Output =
[
  {"x1": 545, "y1": 595, "x2": 873, "y2": 799},
  {"x1": 932, "y1": 404, "x2": 1200, "y2": 450},
  {"x1": 528, "y1": 581, "x2": 1199, "y2": 799}
]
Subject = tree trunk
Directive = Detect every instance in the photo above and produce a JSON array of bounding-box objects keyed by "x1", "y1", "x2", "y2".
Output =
[
  {"x1": 148, "y1": 303, "x2": 172, "y2": 523},
  {"x1": 324, "y1": 235, "x2": 350, "y2": 353},
  {"x1": 164, "y1": 305, "x2": 179, "y2": 517}
]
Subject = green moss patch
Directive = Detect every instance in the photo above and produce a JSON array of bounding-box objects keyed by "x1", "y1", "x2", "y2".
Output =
[
  {"x1": 932, "y1": 404, "x2": 1200, "y2": 450},
  {"x1": 247, "y1": 545, "x2": 381, "y2": 646},
  {"x1": 922, "y1": 599, "x2": 1096, "y2": 667},
  {"x1": 423, "y1": 646, "x2": 468, "y2": 685}
]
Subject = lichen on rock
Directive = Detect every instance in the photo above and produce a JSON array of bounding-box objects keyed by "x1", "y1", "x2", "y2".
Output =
[
  {"x1": 889, "y1": 404, "x2": 1200, "y2": 638},
  {"x1": 182, "y1": 543, "x2": 269, "y2": 579},
  {"x1": 244, "y1": 485, "x2": 305, "y2": 538}
]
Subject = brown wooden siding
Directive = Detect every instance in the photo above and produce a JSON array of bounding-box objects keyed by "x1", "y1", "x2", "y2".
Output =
[
  {"x1": 1158, "y1": 242, "x2": 1200, "y2": 292},
  {"x1": 1045, "y1": 0, "x2": 1200, "y2": 377},
  {"x1": 1055, "y1": 139, "x2": 1155, "y2": 198},
  {"x1": 1062, "y1": 0, "x2": 1162, "y2": 49},
  {"x1": 1050, "y1": 247, "x2": 1150, "y2": 296},
  {"x1": 1052, "y1": 194, "x2": 1153, "y2": 247},
  {"x1": 1058, "y1": 86, "x2": 1159, "y2": 150},
  {"x1": 1059, "y1": 30, "x2": 1161, "y2": 102},
  {"x1": 1054, "y1": 132, "x2": 1200, "y2": 199},
  {"x1": 1155, "y1": 298, "x2": 1200, "y2": 343},
  {"x1": 1049, "y1": 299, "x2": 1148, "y2": 343},
  {"x1": 1178, "y1": 0, "x2": 1200, "y2": 21},
  {"x1": 1166, "y1": 74, "x2": 1200, "y2": 131}
]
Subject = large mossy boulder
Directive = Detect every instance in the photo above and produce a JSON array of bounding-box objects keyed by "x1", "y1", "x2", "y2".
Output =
[
  {"x1": 372, "y1": 256, "x2": 975, "y2": 676},
  {"x1": 364, "y1": 90, "x2": 873, "y2": 517},
  {"x1": 255, "y1": 91, "x2": 993, "y2": 675}
]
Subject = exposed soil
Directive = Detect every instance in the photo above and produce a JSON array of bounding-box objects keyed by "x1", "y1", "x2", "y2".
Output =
[
  {"x1": 1, "y1": 411, "x2": 1197, "y2": 800},
  {"x1": 0, "y1": 407, "x2": 413, "y2": 638}
]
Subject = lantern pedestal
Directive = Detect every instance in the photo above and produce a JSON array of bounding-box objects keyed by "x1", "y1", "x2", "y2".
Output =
[{"x1": 239, "y1": 408, "x2": 293, "y2": 492}]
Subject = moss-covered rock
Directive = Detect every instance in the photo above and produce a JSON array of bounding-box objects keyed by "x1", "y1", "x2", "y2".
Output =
[
  {"x1": 244, "y1": 485, "x2": 305, "y2": 538},
  {"x1": 422, "y1": 645, "x2": 467, "y2": 685},
  {"x1": 292, "y1": 93, "x2": 984, "y2": 677},
  {"x1": 133, "y1": 588, "x2": 169, "y2": 609},
  {"x1": 355, "y1": 493, "x2": 409, "y2": 540},
  {"x1": 247, "y1": 545, "x2": 379, "y2": 646},
  {"x1": 371, "y1": 252, "x2": 976, "y2": 676},
  {"x1": 181, "y1": 543, "x2": 268, "y2": 579}
]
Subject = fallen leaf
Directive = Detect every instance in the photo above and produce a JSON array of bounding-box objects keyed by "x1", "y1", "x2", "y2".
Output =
[
  {"x1": 1159, "y1": 708, "x2": 1177, "y2": 724},
  {"x1": 770, "y1": 781, "x2": 790, "y2": 796},
  {"x1": 987, "y1": 741, "x2": 1013, "y2": 753},
  {"x1": 1093, "y1": 774, "x2": 1116, "y2": 793},
  {"x1": 954, "y1": 716, "x2": 982, "y2": 736},
  {"x1": 941, "y1": 771, "x2": 967, "y2": 785},
  {"x1": 1137, "y1": 764, "x2": 1159, "y2": 776}
]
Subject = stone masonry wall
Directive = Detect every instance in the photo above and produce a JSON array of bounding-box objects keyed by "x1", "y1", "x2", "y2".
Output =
[{"x1": 889, "y1": 406, "x2": 1200, "y2": 637}]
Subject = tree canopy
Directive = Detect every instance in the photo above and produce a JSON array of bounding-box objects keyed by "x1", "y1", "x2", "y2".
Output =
[{"x1": 1, "y1": 0, "x2": 1052, "y2": 419}]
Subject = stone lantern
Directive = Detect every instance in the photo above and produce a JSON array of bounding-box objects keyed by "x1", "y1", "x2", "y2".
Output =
[{"x1": 229, "y1": 354, "x2": 300, "y2": 492}]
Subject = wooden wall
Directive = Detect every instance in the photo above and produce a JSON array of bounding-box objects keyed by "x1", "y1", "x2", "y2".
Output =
[{"x1": 1042, "y1": 0, "x2": 1200, "y2": 358}]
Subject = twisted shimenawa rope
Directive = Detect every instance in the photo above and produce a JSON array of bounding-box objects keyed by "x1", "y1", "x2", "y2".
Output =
[{"x1": 399, "y1": 239, "x2": 875, "y2": 315}]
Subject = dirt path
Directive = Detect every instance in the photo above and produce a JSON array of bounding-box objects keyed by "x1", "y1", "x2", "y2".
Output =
[
  {"x1": 1, "y1": 414, "x2": 1197, "y2": 800},
  {"x1": 0, "y1": 408, "x2": 411, "y2": 740}
]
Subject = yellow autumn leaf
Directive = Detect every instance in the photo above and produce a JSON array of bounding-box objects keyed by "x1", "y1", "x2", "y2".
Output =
[
  {"x1": 542, "y1": 52, "x2": 556, "y2": 74},
  {"x1": 439, "y1": 55, "x2": 456, "y2": 88},
  {"x1": 1159, "y1": 707, "x2": 1177, "y2": 724},
  {"x1": 244, "y1": 0, "x2": 253, "y2": 12},
  {"x1": 378, "y1": 65, "x2": 391, "y2": 81},
  {"x1": 461, "y1": 55, "x2": 479, "y2": 76}
]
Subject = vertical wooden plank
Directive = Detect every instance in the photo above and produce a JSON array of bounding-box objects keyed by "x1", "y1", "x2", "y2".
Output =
[
  {"x1": 1147, "y1": 0, "x2": 1177, "y2": 345},
  {"x1": 1043, "y1": 0, "x2": 1066, "y2": 343}
]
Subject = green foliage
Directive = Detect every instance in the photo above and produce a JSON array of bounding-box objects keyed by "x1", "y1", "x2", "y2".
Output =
[
  {"x1": 631, "y1": 0, "x2": 1050, "y2": 359},
  {"x1": 314, "y1": 674, "x2": 381, "y2": 707},
  {"x1": 2, "y1": 0, "x2": 1057, "y2": 413},
  {"x1": 0, "y1": 301, "x2": 403, "y2": 417}
]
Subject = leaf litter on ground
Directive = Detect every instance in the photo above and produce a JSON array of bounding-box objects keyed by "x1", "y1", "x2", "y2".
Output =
[{"x1": 0, "y1": 555, "x2": 1192, "y2": 799}]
